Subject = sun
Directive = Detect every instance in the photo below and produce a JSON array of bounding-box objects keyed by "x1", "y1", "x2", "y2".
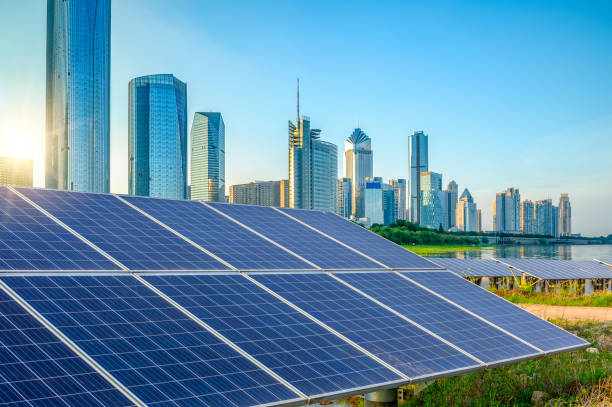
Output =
[{"x1": 0, "y1": 117, "x2": 41, "y2": 160}]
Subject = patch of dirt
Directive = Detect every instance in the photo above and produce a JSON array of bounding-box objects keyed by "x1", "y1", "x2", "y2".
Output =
[{"x1": 518, "y1": 304, "x2": 612, "y2": 322}]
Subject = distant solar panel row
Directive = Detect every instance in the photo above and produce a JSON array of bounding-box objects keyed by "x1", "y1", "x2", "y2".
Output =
[
  {"x1": 498, "y1": 258, "x2": 612, "y2": 280},
  {"x1": 430, "y1": 258, "x2": 516, "y2": 278}
]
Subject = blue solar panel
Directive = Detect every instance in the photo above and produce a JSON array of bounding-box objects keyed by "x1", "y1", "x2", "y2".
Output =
[
  {"x1": 431, "y1": 259, "x2": 516, "y2": 278},
  {"x1": 500, "y1": 259, "x2": 612, "y2": 280},
  {"x1": 0, "y1": 187, "x2": 119, "y2": 271},
  {"x1": 1, "y1": 275, "x2": 301, "y2": 407},
  {"x1": 334, "y1": 272, "x2": 539, "y2": 363},
  {"x1": 16, "y1": 187, "x2": 229, "y2": 271},
  {"x1": 403, "y1": 271, "x2": 588, "y2": 352},
  {"x1": 0, "y1": 287, "x2": 134, "y2": 407},
  {"x1": 598, "y1": 259, "x2": 612, "y2": 268},
  {"x1": 279, "y1": 208, "x2": 441, "y2": 270},
  {"x1": 208, "y1": 203, "x2": 382, "y2": 270},
  {"x1": 122, "y1": 196, "x2": 314, "y2": 271},
  {"x1": 251, "y1": 272, "x2": 479, "y2": 378},
  {"x1": 143, "y1": 274, "x2": 403, "y2": 397}
]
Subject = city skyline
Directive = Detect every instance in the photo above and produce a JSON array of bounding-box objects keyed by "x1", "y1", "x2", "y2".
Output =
[{"x1": 1, "y1": 1, "x2": 611, "y2": 234}]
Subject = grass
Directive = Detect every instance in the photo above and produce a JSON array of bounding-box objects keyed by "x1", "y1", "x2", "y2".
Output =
[
  {"x1": 403, "y1": 244, "x2": 495, "y2": 255},
  {"x1": 491, "y1": 287, "x2": 612, "y2": 307}
]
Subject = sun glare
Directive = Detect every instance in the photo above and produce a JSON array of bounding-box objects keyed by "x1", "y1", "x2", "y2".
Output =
[{"x1": 0, "y1": 116, "x2": 40, "y2": 160}]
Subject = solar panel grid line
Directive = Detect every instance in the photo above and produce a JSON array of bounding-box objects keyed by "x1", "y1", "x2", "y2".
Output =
[
  {"x1": 492, "y1": 258, "x2": 538, "y2": 280},
  {"x1": 7, "y1": 186, "x2": 129, "y2": 272},
  {"x1": 325, "y1": 272, "x2": 486, "y2": 366},
  {"x1": 241, "y1": 273, "x2": 411, "y2": 382},
  {"x1": 114, "y1": 195, "x2": 239, "y2": 272},
  {"x1": 271, "y1": 208, "x2": 391, "y2": 270},
  {"x1": 392, "y1": 271, "x2": 544, "y2": 355},
  {"x1": 595, "y1": 258, "x2": 612, "y2": 268},
  {"x1": 201, "y1": 202, "x2": 323, "y2": 271},
  {"x1": 0, "y1": 279, "x2": 147, "y2": 407},
  {"x1": 132, "y1": 274, "x2": 308, "y2": 401}
]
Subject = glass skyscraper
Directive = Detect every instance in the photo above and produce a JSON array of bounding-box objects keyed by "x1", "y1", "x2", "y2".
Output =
[
  {"x1": 420, "y1": 171, "x2": 445, "y2": 229},
  {"x1": 190, "y1": 112, "x2": 225, "y2": 202},
  {"x1": 46, "y1": 0, "x2": 111, "y2": 192},
  {"x1": 128, "y1": 74, "x2": 188, "y2": 199},
  {"x1": 312, "y1": 140, "x2": 338, "y2": 212},
  {"x1": 345, "y1": 128, "x2": 373, "y2": 218},
  {"x1": 408, "y1": 131, "x2": 428, "y2": 223}
]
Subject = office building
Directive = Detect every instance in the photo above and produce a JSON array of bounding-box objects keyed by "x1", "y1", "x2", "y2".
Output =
[
  {"x1": 337, "y1": 178, "x2": 352, "y2": 218},
  {"x1": 408, "y1": 131, "x2": 428, "y2": 223},
  {"x1": 420, "y1": 171, "x2": 445, "y2": 229},
  {"x1": 477, "y1": 209, "x2": 482, "y2": 232},
  {"x1": 552, "y1": 205, "x2": 559, "y2": 238},
  {"x1": 46, "y1": 0, "x2": 111, "y2": 192},
  {"x1": 0, "y1": 157, "x2": 33, "y2": 186},
  {"x1": 190, "y1": 112, "x2": 225, "y2": 202},
  {"x1": 493, "y1": 187, "x2": 521, "y2": 232},
  {"x1": 128, "y1": 74, "x2": 187, "y2": 199},
  {"x1": 445, "y1": 180, "x2": 458, "y2": 229},
  {"x1": 389, "y1": 179, "x2": 407, "y2": 221},
  {"x1": 364, "y1": 179, "x2": 384, "y2": 226},
  {"x1": 520, "y1": 200, "x2": 535, "y2": 234},
  {"x1": 312, "y1": 140, "x2": 338, "y2": 212},
  {"x1": 344, "y1": 128, "x2": 373, "y2": 218},
  {"x1": 535, "y1": 199, "x2": 555, "y2": 236},
  {"x1": 280, "y1": 179, "x2": 290, "y2": 208},
  {"x1": 559, "y1": 193, "x2": 572, "y2": 237},
  {"x1": 383, "y1": 183, "x2": 395, "y2": 226},
  {"x1": 229, "y1": 181, "x2": 281, "y2": 207},
  {"x1": 456, "y1": 188, "x2": 478, "y2": 232}
]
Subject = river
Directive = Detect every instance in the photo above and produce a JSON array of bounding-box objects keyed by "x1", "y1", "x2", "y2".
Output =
[{"x1": 422, "y1": 244, "x2": 612, "y2": 260}]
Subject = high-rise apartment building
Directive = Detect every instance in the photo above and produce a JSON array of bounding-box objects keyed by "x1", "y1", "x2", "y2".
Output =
[
  {"x1": 0, "y1": 157, "x2": 33, "y2": 187},
  {"x1": 229, "y1": 181, "x2": 281, "y2": 207},
  {"x1": 520, "y1": 200, "x2": 535, "y2": 234},
  {"x1": 420, "y1": 171, "x2": 445, "y2": 229},
  {"x1": 344, "y1": 128, "x2": 373, "y2": 218},
  {"x1": 337, "y1": 178, "x2": 352, "y2": 218},
  {"x1": 456, "y1": 188, "x2": 478, "y2": 232},
  {"x1": 46, "y1": 0, "x2": 111, "y2": 192},
  {"x1": 190, "y1": 112, "x2": 225, "y2": 202},
  {"x1": 552, "y1": 205, "x2": 559, "y2": 238},
  {"x1": 534, "y1": 199, "x2": 555, "y2": 236},
  {"x1": 389, "y1": 179, "x2": 407, "y2": 221},
  {"x1": 445, "y1": 180, "x2": 458, "y2": 229},
  {"x1": 558, "y1": 193, "x2": 572, "y2": 237},
  {"x1": 128, "y1": 74, "x2": 187, "y2": 199},
  {"x1": 494, "y1": 187, "x2": 521, "y2": 232},
  {"x1": 408, "y1": 131, "x2": 428, "y2": 223},
  {"x1": 312, "y1": 140, "x2": 338, "y2": 212}
]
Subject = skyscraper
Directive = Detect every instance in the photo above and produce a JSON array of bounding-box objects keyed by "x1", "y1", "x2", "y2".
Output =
[
  {"x1": 0, "y1": 157, "x2": 33, "y2": 187},
  {"x1": 190, "y1": 112, "x2": 225, "y2": 202},
  {"x1": 312, "y1": 140, "x2": 338, "y2": 212},
  {"x1": 535, "y1": 199, "x2": 554, "y2": 236},
  {"x1": 420, "y1": 171, "x2": 445, "y2": 229},
  {"x1": 456, "y1": 188, "x2": 478, "y2": 232},
  {"x1": 382, "y1": 183, "x2": 395, "y2": 226},
  {"x1": 389, "y1": 179, "x2": 407, "y2": 221},
  {"x1": 559, "y1": 193, "x2": 572, "y2": 237},
  {"x1": 408, "y1": 131, "x2": 428, "y2": 223},
  {"x1": 445, "y1": 180, "x2": 458, "y2": 229},
  {"x1": 477, "y1": 209, "x2": 482, "y2": 232},
  {"x1": 364, "y1": 179, "x2": 384, "y2": 226},
  {"x1": 128, "y1": 74, "x2": 187, "y2": 199},
  {"x1": 279, "y1": 179, "x2": 290, "y2": 208},
  {"x1": 494, "y1": 187, "x2": 521, "y2": 232},
  {"x1": 520, "y1": 200, "x2": 535, "y2": 234},
  {"x1": 337, "y1": 178, "x2": 352, "y2": 218},
  {"x1": 46, "y1": 0, "x2": 111, "y2": 192},
  {"x1": 344, "y1": 128, "x2": 373, "y2": 218}
]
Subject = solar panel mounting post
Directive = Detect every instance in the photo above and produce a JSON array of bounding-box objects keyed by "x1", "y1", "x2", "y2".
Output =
[{"x1": 365, "y1": 389, "x2": 398, "y2": 407}]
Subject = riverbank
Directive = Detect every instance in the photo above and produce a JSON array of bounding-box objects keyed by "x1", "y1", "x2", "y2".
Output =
[{"x1": 403, "y1": 244, "x2": 495, "y2": 256}]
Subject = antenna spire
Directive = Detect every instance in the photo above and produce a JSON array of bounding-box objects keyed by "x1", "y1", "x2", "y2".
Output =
[{"x1": 296, "y1": 78, "x2": 300, "y2": 120}]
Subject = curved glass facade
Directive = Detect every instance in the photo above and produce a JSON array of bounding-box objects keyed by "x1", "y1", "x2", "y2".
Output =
[
  {"x1": 190, "y1": 112, "x2": 225, "y2": 202},
  {"x1": 128, "y1": 74, "x2": 187, "y2": 199},
  {"x1": 45, "y1": 0, "x2": 111, "y2": 192}
]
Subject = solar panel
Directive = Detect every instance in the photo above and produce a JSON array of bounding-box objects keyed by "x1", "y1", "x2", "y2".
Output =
[
  {"x1": 122, "y1": 196, "x2": 314, "y2": 271},
  {"x1": 598, "y1": 258, "x2": 612, "y2": 268},
  {"x1": 402, "y1": 271, "x2": 588, "y2": 352},
  {"x1": 1, "y1": 275, "x2": 301, "y2": 407},
  {"x1": 143, "y1": 274, "x2": 403, "y2": 397},
  {"x1": 333, "y1": 272, "x2": 539, "y2": 363},
  {"x1": 279, "y1": 208, "x2": 441, "y2": 270},
  {"x1": 250, "y1": 272, "x2": 480, "y2": 379},
  {"x1": 0, "y1": 287, "x2": 135, "y2": 407},
  {"x1": 499, "y1": 259, "x2": 612, "y2": 280},
  {"x1": 430, "y1": 258, "x2": 516, "y2": 278},
  {"x1": 0, "y1": 187, "x2": 120, "y2": 271},
  {"x1": 16, "y1": 187, "x2": 229, "y2": 271},
  {"x1": 208, "y1": 203, "x2": 382, "y2": 270}
]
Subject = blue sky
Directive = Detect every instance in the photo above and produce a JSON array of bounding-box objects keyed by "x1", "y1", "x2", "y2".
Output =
[{"x1": 0, "y1": 0, "x2": 611, "y2": 234}]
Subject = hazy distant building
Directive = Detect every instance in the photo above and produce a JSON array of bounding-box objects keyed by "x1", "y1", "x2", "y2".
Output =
[
  {"x1": 408, "y1": 131, "x2": 428, "y2": 223},
  {"x1": 364, "y1": 179, "x2": 383, "y2": 226},
  {"x1": 389, "y1": 179, "x2": 407, "y2": 221},
  {"x1": 190, "y1": 112, "x2": 225, "y2": 202},
  {"x1": 344, "y1": 128, "x2": 373, "y2": 218},
  {"x1": 46, "y1": 0, "x2": 111, "y2": 192},
  {"x1": 229, "y1": 181, "x2": 281, "y2": 207},
  {"x1": 520, "y1": 200, "x2": 535, "y2": 234},
  {"x1": 558, "y1": 193, "x2": 572, "y2": 237},
  {"x1": 420, "y1": 171, "x2": 445, "y2": 229},
  {"x1": 445, "y1": 180, "x2": 458, "y2": 229},
  {"x1": 312, "y1": 140, "x2": 338, "y2": 212},
  {"x1": 552, "y1": 205, "x2": 559, "y2": 238},
  {"x1": 280, "y1": 179, "x2": 290, "y2": 208},
  {"x1": 383, "y1": 183, "x2": 395, "y2": 226},
  {"x1": 535, "y1": 199, "x2": 555, "y2": 236},
  {"x1": 0, "y1": 157, "x2": 33, "y2": 186},
  {"x1": 337, "y1": 177, "x2": 352, "y2": 218},
  {"x1": 456, "y1": 188, "x2": 478, "y2": 232},
  {"x1": 494, "y1": 187, "x2": 520, "y2": 232},
  {"x1": 128, "y1": 74, "x2": 187, "y2": 199}
]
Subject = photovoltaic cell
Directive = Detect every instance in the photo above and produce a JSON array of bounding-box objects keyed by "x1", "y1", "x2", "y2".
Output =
[
  {"x1": 333, "y1": 272, "x2": 538, "y2": 363},
  {"x1": 143, "y1": 274, "x2": 402, "y2": 397},
  {"x1": 430, "y1": 258, "x2": 516, "y2": 278},
  {"x1": 1, "y1": 275, "x2": 300, "y2": 407},
  {"x1": 279, "y1": 208, "x2": 441, "y2": 270},
  {"x1": 598, "y1": 259, "x2": 612, "y2": 268},
  {"x1": 500, "y1": 259, "x2": 612, "y2": 280},
  {"x1": 0, "y1": 287, "x2": 134, "y2": 407},
  {"x1": 251, "y1": 273, "x2": 479, "y2": 378},
  {"x1": 0, "y1": 187, "x2": 119, "y2": 271},
  {"x1": 16, "y1": 187, "x2": 229, "y2": 271},
  {"x1": 208, "y1": 203, "x2": 382, "y2": 270},
  {"x1": 122, "y1": 196, "x2": 313, "y2": 271},
  {"x1": 403, "y1": 271, "x2": 588, "y2": 352}
]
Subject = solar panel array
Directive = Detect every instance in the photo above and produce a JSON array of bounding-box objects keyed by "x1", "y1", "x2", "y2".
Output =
[
  {"x1": 0, "y1": 187, "x2": 591, "y2": 406},
  {"x1": 598, "y1": 259, "x2": 612, "y2": 267},
  {"x1": 498, "y1": 258, "x2": 612, "y2": 280},
  {"x1": 430, "y1": 258, "x2": 516, "y2": 278}
]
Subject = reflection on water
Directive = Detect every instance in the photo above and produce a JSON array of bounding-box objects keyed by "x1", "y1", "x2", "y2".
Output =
[{"x1": 424, "y1": 244, "x2": 612, "y2": 260}]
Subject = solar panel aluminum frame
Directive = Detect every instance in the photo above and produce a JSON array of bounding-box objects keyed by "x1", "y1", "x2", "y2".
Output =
[
  {"x1": 427, "y1": 258, "x2": 521, "y2": 279},
  {"x1": 596, "y1": 258, "x2": 612, "y2": 267},
  {"x1": 494, "y1": 259, "x2": 612, "y2": 281}
]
